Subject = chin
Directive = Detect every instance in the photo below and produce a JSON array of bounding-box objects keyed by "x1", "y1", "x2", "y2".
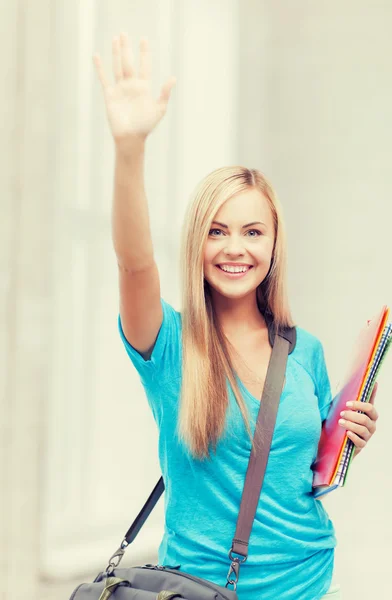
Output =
[
  {"x1": 205, "y1": 279, "x2": 258, "y2": 300},
  {"x1": 218, "y1": 289, "x2": 254, "y2": 300}
]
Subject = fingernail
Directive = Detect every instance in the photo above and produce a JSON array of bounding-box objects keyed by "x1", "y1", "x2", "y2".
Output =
[
  {"x1": 346, "y1": 401, "x2": 353, "y2": 407},
  {"x1": 339, "y1": 419, "x2": 345, "y2": 425}
]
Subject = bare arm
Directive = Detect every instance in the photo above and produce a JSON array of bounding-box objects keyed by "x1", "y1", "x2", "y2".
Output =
[
  {"x1": 112, "y1": 141, "x2": 154, "y2": 269},
  {"x1": 114, "y1": 142, "x2": 162, "y2": 357},
  {"x1": 93, "y1": 34, "x2": 176, "y2": 356}
]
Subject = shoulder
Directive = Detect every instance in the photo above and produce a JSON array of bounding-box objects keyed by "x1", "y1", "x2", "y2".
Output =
[
  {"x1": 161, "y1": 298, "x2": 182, "y2": 328},
  {"x1": 290, "y1": 325, "x2": 327, "y2": 383},
  {"x1": 118, "y1": 297, "x2": 183, "y2": 386},
  {"x1": 155, "y1": 298, "x2": 183, "y2": 360},
  {"x1": 294, "y1": 325, "x2": 324, "y2": 355}
]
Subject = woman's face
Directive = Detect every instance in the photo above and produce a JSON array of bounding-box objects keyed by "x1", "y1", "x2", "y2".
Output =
[{"x1": 203, "y1": 188, "x2": 275, "y2": 300}]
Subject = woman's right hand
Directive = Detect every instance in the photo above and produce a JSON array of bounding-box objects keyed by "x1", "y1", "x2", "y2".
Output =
[{"x1": 93, "y1": 33, "x2": 176, "y2": 147}]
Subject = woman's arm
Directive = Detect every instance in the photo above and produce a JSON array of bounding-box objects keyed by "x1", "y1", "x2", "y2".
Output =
[
  {"x1": 114, "y1": 140, "x2": 162, "y2": 357},
  {"x1": 113, "y1": 138, "x2": 154, "y2": 270},
  {"x1": 93, "y1": 34, "x2": 176, "y2": 355}
]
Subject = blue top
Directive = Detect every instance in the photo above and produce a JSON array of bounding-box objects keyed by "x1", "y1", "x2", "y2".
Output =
[{"x1": 118, "y1": 299, "x2": 337, "y2": 600}]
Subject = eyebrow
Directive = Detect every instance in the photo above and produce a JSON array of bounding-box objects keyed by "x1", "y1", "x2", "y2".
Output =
[{"x1": 211, "y1": 220, "x2": 266, "y2": 229}]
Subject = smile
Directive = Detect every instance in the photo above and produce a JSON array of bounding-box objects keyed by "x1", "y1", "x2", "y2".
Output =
[{"x1": 215, "y1": 265, "x2": 253, "y2": 278}]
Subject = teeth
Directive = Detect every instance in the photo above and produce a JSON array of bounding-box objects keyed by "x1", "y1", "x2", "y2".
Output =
[{"x1": 220, "y1": 265, "x2": 249, "y2": 273}]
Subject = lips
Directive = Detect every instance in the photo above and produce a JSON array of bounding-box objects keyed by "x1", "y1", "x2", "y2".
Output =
[
  {"x1": 215, "y1": 265, "x2": 253, "y2": 278},
  {"x1": 216, "y1": 265, "x2": 253, "y2": 271},
  {"x1": 217, "y1": 263, "x2": 253, "y2": 268}
]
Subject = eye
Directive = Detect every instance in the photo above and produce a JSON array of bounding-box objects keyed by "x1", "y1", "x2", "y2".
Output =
[{"x1": 208, "y1": 228, "x2": 262, "y2": 237}]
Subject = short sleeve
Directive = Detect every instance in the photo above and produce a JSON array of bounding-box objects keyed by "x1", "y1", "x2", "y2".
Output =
[
  {"x1": 118, "y1": 298, "x2": 181, "y2": 388},
  {"x1": 313, "y1": 339, "x2": 333, "y2": 422}
]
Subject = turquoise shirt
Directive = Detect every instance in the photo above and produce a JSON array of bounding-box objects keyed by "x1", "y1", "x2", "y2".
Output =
[{"x1": 118, "y1": 299, "x2": 337, "y2": 600}]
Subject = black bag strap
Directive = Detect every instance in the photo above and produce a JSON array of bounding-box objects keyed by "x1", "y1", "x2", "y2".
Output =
[{"x1": 106, "y1": 323, "x2": 296, "y2": 589}]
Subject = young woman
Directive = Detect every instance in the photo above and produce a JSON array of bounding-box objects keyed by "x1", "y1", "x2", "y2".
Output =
[{"x1": 93, "y1": 33, "x2": 378, "y2": 600}]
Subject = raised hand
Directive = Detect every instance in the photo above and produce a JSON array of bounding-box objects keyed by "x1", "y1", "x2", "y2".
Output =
[{"x1": 93, "y1": 33, "x2": 176, "y2": 145}]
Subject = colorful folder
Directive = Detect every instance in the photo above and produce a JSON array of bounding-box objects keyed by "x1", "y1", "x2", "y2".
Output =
[{"x1": 312, "y1": 305, "x2": 392, "y2": 498}]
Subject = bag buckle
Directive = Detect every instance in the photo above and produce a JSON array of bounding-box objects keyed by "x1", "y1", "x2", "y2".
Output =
[
  {"x1": 105, "y1": 538, "x2": 129, "y2": 575},
  {"x1": 225, "y1": 547, "x2": 247, "y2": 591}
]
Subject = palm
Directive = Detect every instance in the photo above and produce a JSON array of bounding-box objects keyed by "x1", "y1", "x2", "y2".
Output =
[
  {"x1": 93, "y1": 34, "x2": 176, "y2": 142},
  {"x1": 105, "y1": 79, "x2": 165, "y2": 139}
]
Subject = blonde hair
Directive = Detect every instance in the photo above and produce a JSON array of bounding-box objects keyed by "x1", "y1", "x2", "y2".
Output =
[{"x1": 178, "y1": 166, "x2": 295, "y2": 459}]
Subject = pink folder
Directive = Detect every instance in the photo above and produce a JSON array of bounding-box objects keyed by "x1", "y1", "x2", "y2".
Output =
[{"x1": 312, "y1": 305, "x2": 389, "y2": 489}]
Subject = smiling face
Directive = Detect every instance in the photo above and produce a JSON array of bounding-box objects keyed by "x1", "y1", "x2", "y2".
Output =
[{"x1": 203, "y1": 188, "x2": 275, "y2": 301}]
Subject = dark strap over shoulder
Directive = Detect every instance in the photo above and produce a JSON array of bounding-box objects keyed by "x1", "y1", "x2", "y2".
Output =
[
  {"x1": 264, "y1": 312, "x2": 296, "y2": 354},
  {"x1": 230, "y1": 332, "x2": 289, "y2": 558}
]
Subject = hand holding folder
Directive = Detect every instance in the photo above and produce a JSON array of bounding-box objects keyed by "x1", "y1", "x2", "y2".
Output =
[{"x1": 312, "y1": 305, "x2": 392, "y2": 498}]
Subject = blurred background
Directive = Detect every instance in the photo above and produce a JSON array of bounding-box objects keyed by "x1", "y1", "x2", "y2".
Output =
[{"x1": 1, "y1": 0, "x2": 391, "y2": 598}]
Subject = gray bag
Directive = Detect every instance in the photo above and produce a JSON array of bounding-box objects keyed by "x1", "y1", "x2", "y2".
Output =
[{"x1": 70, "y1": 323, "x2": 295, "y2": 600}]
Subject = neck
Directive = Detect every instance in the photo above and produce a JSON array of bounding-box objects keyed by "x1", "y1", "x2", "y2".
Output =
[{"x1": 210, "y1": 288, "x2": 267, "y2": 338}]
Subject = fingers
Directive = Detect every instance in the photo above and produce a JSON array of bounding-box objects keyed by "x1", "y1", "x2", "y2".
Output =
[
  {"x1": 139, "y1": 38, "x2": 151, "y2": 80},
  {"x1": 339, "y1": 417, "x2": 373, "y2": 440},
  {"x1": 93, "y1": 35, "x2": 168, "y2": 92},
  {"x1": 93, "y1": 34, "x2": 133, "y2": 88},
  {"x1": 112, "y1": 36, "x2": 123, "y2": 83},
  {"x1": 92, "y1": 54, "x2": 109, "y2": 91},
  {"x1": 346, "y1": 430, "x2": 367, "y2": 449},
  {"x1": 340, "y1": 409, "x2": 375, "y2": 431},
  {"x1": 344, "y1": 399, "x2": 379, "y2": 421},
  {"x1": 158, "y1": 76, "x2": 177, "y2": 106},
  {"x1": 119, "y1": 32, "x2": 134, "y2": 78}
]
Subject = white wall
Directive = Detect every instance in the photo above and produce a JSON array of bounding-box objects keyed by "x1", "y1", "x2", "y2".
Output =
[
  {"x1": 1, "y1": 0, "x2": 240, "y2": 598},
  {"x1": 40, "y1": 0, "x2": 241, "y2": 583},
  {"x1": 1, "y1": 1, "x2": 391, "y2": 599},
  {"x1": 1, "y1": 1, "x2": 53, "y2": 598},
  {"x1": 239, "y1": 1, "x2": 392, "y2": 598}
]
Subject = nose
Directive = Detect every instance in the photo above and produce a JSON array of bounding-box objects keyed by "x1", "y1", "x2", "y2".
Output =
[{"x1": 223, "y1": 235, "x2": 245, "y2": 257}]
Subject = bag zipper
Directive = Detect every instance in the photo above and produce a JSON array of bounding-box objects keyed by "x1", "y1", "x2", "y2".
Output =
[{"x1": 137, "y1": 565, "x2": 235, "y2": 600}]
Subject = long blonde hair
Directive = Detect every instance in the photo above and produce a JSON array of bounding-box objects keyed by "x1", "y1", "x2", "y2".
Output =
[{"x1": 178, "y1": 166, "x2": 295, "y2": 459}]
